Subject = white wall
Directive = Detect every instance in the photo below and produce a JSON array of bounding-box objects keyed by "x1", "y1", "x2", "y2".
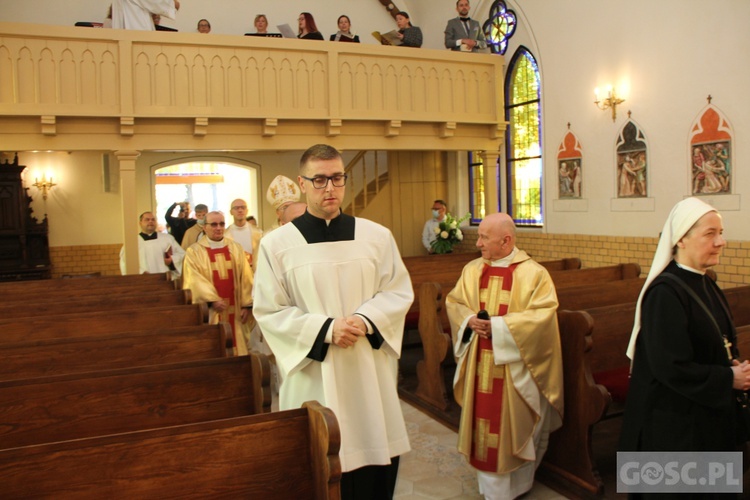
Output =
[
  {"x1": 414, "y1": 0, "x2": 750, "y2": 240},
  {"x1": 3, "y1": 0, "x2": 750, "y2": 241}
]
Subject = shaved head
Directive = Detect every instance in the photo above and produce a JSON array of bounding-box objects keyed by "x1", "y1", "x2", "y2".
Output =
[{"x1": 476, "y1": 213, "x2": 516, "y2": 260}]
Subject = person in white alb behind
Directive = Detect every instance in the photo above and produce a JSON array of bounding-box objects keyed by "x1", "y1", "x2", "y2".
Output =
[
  {"x1": 111, "y1": 0, "x2": 179, "y2": 31},
  {"x1": 119, "y1": 211, "x2": 185, "y2": 280},
  {"x1": 225, "y1": 198, "x2": 262, "y2": 273}
]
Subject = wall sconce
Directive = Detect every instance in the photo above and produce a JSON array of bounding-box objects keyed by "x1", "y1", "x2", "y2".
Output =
[
  {"x1": 594, "y1": 86, "x2": 625, "y2": 122},
  {"x1": 32, "y1": 173, "x2": 57, "y2": 200}
]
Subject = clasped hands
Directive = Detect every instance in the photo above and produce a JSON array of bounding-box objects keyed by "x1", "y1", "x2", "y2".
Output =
[
  {"x1": 332, "y1": 316, "x2": 367, "y2": 348},
  {"x1": 731, "y1": 359, "x2": 750, "y2": 391},
  {"x1": 211, "y1": 299, "x2": 251, "y2": 324},
  {"x1": 468, "y1": 315, "x2": 492, "y2": 340}
]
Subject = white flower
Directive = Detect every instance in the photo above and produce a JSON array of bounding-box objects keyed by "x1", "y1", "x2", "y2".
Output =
[
  {"x1": 450, "y1": 222, "x2": 457, "y2": 229},
  {"x1": 434, "y1": 226, "x2": 440, "y2": 234},
  {"x1": 456, "y1": 229, "x2": 463, "y2": 240},
  {"x1": 440, "y1": 230, "x2": 449, "y2": 239}
]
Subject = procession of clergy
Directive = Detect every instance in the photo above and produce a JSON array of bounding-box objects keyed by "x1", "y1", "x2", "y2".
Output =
[
  {"x1": 119, "y1": 173, "x2": 299, "y2": 357},
  {"x1": 118, "y1": 145, "x2": 562, "y2": 500}
]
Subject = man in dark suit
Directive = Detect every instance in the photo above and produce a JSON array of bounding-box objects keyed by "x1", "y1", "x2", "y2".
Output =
[{"x1": 444, "y1": 0, "x2": 487, "y2": 52}]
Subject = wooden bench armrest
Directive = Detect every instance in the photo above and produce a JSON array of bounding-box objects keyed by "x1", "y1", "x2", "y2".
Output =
[{"x1": 304, "y1": 401, "x2": 342, "y2": 500}]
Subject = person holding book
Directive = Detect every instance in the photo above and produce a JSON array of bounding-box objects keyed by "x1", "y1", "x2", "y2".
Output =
[
  {"x1": 330, "y1": 15, "x2": 360, "y2": 43},
  {"x1": 119, "y1": 211, "x2": 185, "y2": 280},
  {"x1": 298, "y1": 12, "x2": 324, "y2": 40},
  {"x1": 395, "y1": 11, "x2": 422, "y2": 48},
  {"x1": 444, "y1": 0, "x2": 486, "y2": 52}
]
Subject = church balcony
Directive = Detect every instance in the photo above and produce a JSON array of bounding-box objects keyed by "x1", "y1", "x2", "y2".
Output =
[{"x1": 0, "y1": 22, "x2": 505, "y2": 152}]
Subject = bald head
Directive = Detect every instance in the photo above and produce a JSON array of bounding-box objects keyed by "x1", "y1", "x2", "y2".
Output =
[
  {"x1": 230, "y1": 199, "x2": 248, "y2": 225},
  {"x1": 477, "y1": 213, "x2": 516, "y2": 260},
  {"x1": 280, "y1": 202, "x2": 307, "y2": 225}
]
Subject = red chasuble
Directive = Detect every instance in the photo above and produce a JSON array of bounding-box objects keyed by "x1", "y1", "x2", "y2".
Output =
[
  {"x1": 470, "y1": 263, "x2": 518, "y2": 472},
  {"x1": 206, "y1": 246, "x2": 238, "y2": 346}
]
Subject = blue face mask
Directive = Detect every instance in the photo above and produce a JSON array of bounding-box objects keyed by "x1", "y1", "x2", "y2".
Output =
[{"x1": 432, "y1": 209, "x2": 441, "y2": 218}]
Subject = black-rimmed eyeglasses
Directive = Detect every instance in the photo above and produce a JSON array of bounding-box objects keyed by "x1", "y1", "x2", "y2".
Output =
[{"x1": 301, "y1": 174, "x2": 347, "y2": 189}]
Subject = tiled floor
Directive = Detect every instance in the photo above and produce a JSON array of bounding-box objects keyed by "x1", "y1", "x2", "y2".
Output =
[{"x1": 395, "y1": 400, "x2": 567, "y2": 500}]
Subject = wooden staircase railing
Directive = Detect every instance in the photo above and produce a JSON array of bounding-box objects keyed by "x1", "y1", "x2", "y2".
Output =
[{"x1": 344, "y1": 151, "x2": 388, "y2": 216}]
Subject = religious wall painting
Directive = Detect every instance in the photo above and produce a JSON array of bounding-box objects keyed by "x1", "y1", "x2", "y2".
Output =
[
  {"x1": 615, "y1": 120, "x2": 648, "y2": 198},
  {"x1": 689, "y1": 102, "x2": 732, "y2": 195},
  {"x1": 557, "y1": 129, "x2": 583, "y2": 199}
]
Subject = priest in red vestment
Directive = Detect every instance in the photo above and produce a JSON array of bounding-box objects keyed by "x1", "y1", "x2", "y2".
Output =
[
  {"x1": 446, "y1": 212, "x2": 564, "y2": 499},
  {"x1": 182, "y1": 211, "x2": 254, "y2": 355}
]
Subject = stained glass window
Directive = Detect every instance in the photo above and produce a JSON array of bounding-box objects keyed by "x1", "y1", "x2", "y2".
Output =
[
  {"x1": 482, "y1": 0, "x2": 517, "y2": 55},
  {"x1": 506, "y1": 47, "x2": 543, "y2": 226}
]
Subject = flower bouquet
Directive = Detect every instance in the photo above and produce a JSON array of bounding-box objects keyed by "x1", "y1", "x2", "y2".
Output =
[{"x1": 431, "y1": 212, "x2": 471, "y2": 254}]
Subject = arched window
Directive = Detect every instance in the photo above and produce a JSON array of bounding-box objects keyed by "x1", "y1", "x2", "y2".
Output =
[{"x1": 505, "y1": 47, "x2": 542, "y2": 226}]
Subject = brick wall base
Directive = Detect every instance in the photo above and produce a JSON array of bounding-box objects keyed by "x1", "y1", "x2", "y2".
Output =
[
  {"x1": 49, "y1": 244, "x2": 121, "y2": 278},
  {"x1": 454, "y1": 228, "x2": 750, "y2": 289}
]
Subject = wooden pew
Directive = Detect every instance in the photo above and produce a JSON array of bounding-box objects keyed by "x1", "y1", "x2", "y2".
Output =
[
  {"x1": 0, "y1": 289, "x2": 192, "y2": 319},
  {"x1": 414, "y1": 282, "x2": 452, "y2": 409},
  {"x1": 0, "y1": 401, "x2": 341, "y2": 500},
  {"x1": 0, "y1": 322, "x2": 233, "y2": 382},
  {"x1": 549, "y1": 262, "x2": 641, "y2": 290},
  {"x1": 725, "y1": 285, "x2": 750, "y2": 327},
  {"x1": 557, "y1": 278, "x2": 645, "y2": 311},
  {"x1": 0, "y1": 272, "x2": 174, "y2": 294},
  {"x1": 4, "y1": 281, "x2": 179, "y2": 304},
  {"x1": 538, "y1": 310, "x2": 610, "y2": 498},
  {"x1": 543, "y1": 284, "x2": 750, "y2": 498},
  {"x1": 0, "y1": 303, "x2": 208, "y2": 344},
  {"x1": 0, "y1": 353, "x2": 270, "y2": 449},
  {"x1": 735, "y1": 324, "x2": 750, "y2": 356}
]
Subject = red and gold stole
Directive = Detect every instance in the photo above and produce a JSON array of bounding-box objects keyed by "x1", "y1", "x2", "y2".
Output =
[
  {"x1": 206, "y1": 246, "x2": 238, "y2": 345},
  {"x1": 470, "y1": 262, "x2": 518, "y2": 472}
]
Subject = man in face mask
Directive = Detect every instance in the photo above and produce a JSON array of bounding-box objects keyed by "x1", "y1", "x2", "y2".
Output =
[
  {"x1": 422, "y1": 199, "x2": 447, "y2": 253},
  {"x1": 180, "y1": 204, "x2": 208, "y2": 250}
]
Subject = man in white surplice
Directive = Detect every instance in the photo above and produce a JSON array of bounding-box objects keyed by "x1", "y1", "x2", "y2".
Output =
[
  {"x1": 253, "y1": 144, "x2": 414, "y2": 500},
  {"x1": 119, "y1": 211, "x2": 184, "y2": 280},
  {"x1": 111, "y1": 0, "x2": 179, "y2": 31}
]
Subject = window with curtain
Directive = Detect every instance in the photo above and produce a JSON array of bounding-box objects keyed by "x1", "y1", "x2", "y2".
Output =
[{"x1": 505, "y1": 47, "x2": 543, "y2": 226}]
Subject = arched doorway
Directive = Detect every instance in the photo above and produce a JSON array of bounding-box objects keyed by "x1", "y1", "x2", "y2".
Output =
[{"x1": 152, "y1": 160, "x2": 260, "y2": 232}]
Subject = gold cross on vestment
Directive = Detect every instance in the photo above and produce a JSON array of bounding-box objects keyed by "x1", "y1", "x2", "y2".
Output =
[
  {"x1": 478, "y1": 275, "x2": 511, "y2": 312},
  {"x1": 473, "y1": 417, "x2": 499, "y2": 462},
  {"x1": 210, "y1": 252, "x2": 231, "y2": 280}
]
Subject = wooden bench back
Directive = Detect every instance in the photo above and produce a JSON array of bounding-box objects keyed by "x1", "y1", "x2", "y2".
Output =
[
  {"x1": 0, "y1": 353, "x2": 270, "y2": 449},
  {"x1": 0, "y1": 272, "x2": 172, "y2": 293},
  {"x1": 0, "y1": 401, "x2": 341, "y2": 499},
  {"x1": 0, "y1": 303, "x2": 208, "y2": 344},
  {"x1": 0, "y1": 322, "x2": 233, "y2": 382},
  {"x1": 576, "y1": 302, "x2": 635, "y2": 375},
  {"x1": 736, "y1": 324, "x2": 750, "y2": 358},
  {"x1": 557, "y1": 278, "x2": 645, "y2": 311},
  {"x1": 724, "y1": 285, "x2": 750, "y2": 327},
  {"x1": 550, "y1": 263, "x2": 641, "y2": 289},
  {"x1": 0, "y1": 289, "x2": 192, "y2": 319},
  {"x1": 4, "y1": 282, "x2": 178, "y2": 304}
]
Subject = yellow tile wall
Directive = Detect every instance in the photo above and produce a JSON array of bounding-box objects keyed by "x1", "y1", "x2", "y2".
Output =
[
  {"x1": 49, "y1": 244, "x2": 121, "y2": 278},
  {"x1": 455, "y1": 228, "x2": 748, "y2": 289}
]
